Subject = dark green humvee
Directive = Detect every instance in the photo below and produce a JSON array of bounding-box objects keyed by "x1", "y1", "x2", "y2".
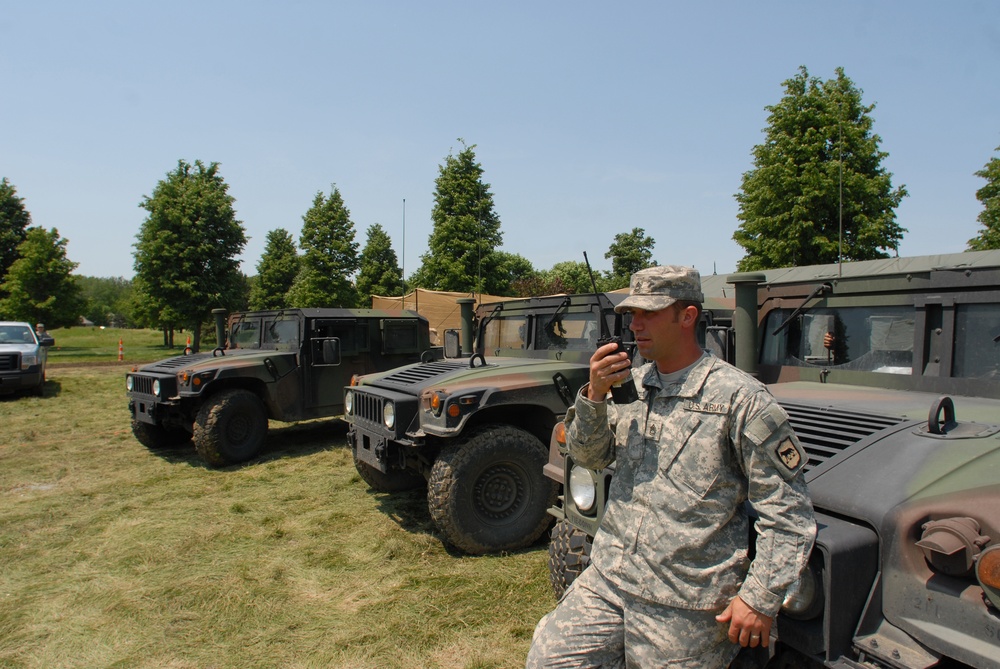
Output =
[
  {"x1": 546, "y1": 251, "x2": 1000, "y2": 669},
  {"x1": 127, "y1": 308, "x2": 431, "y2": 467},
  {"x1": 343, "y1": 293, "x2": 642, "y2": 555}
]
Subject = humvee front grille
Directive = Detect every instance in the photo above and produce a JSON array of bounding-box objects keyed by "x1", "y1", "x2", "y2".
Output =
[
  {"x1": 351, "y1": 390, "x2": 385, "y2": 426},
  {"x1": 780, "y1": 402, "x2": 907, "y2": 473},
  {"x1": 130, "y1": 375, "x2": 155, "y2": 395},
  {"x1": 0, "y1": 353, "x2": 18, "y2": 371}
]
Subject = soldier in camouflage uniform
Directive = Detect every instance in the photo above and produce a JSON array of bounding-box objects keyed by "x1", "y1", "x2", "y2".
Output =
[{"x1": 526, "y1": 266, "x2": 817, "y2": 668}]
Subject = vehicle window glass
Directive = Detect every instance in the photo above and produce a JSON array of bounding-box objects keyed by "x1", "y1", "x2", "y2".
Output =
[
  {"x1": 954, "y1": 304, "x2": 1000, "y2": 379},
  {"x1": 0, "y1": 325, "x2": 35, "y2": 344},
  {"x1": 264, "y1": 318, "x2": 299, "y2": 348},
  {"x1": 314, "y1": 320, "x2": 358, "y2": 356},
  {"x1": 382, "y1": 320, "x2": 419, "y2": 354},
  {"x1": 482, "y1": 316, "x2": 528, "y2": 350},
  {"x1": 761, "y1": 306, "x2": 914, "y2": 374},
  {"x1": 537, "y1": 313, "x2": 600, "y2": 350},
  {"x1": 230, "y1": 318, "x2": 262, "y2": 348}
]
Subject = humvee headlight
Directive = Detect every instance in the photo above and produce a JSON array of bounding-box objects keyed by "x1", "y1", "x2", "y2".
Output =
[
  {"x1": 344, "y1": 390, "x2": 354, "y2": 415},
  {"x1": 125, "y1": 375, "x2": 134, "y2": 391},
  {"x1": 383, "y1": 401, "x2": 395, "y2": 429},
  {"x1": 569, "y1": 465, "x2": 597, "y2": 513},
  {"x1": 152, "y1": 379, "x2": 161, "y2": 397},
  {"x1": 917, "y1": 516, "x2": 987, "y2": 576},
  {"x1": 781, "y1": 563, "x2": 823, "y2": 620},
  {"x1": 976, "y1": 544, "x2": 1000, "y2": 609}
]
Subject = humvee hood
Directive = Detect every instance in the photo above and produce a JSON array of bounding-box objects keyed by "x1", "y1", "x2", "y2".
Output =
[
  {"x1": 359, "y1": 356, "x2": 591, "y2": 395},
  {"x1": 769, "y1": 381, "x2": 1000, "y2": 532}
]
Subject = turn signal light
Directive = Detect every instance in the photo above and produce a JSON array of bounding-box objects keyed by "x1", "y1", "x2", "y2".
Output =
[
  {"x1": 554, "y1": 421, "x2": 567, "y2": 445},
  {"x1": 976, "y1": 545, "x2": 1000, "y2": 609}
]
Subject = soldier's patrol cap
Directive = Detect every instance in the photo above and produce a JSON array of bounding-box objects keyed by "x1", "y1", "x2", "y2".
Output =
[{"x1": 614, "y1": 265, "x2": 704, "y2": 314}]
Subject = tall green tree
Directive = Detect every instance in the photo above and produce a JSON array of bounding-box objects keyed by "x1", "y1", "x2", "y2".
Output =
[
  {"x1": 606, "y1": 227, "x2": 656, "y2": 286},
  {"x1": 541, "y1": 260, "x2": 603, "y2": 295},
  {"x1": 414, "y1": 141, "x2": 503, "y2": 293},
  {"x1": 492, "y1": 251, "x2": 536, "y2": 296},
  {"x1": 1, "y1": 177, "x2": 31, "y2": 293},
  {"x1": 355, "y1": 223, "x2": 403, "y2": 305},
  {"x1": 76, "y1": 275, "x2": 135, "y2": 327},
  {"x1": 0, "y1": 227, "x2": 84, "y2": 328},
  {"x1": 248, "y1": 228, "x2": 299, "y2": 310},
  {"x1": 287, "y1": 187, "x2": 359, "y2": 308},
  {"x1": 133, "y1": 160, "x2": 247, "y2": 349},
  {"x1": 733, "y1": 66, "x2": 908, "y2": 271},
  {"x1": 967, "y1": 145, "x2": 1000, "y2": 251}
]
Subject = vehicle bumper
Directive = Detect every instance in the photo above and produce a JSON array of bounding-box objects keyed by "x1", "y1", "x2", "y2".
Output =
[
  {"x1": 127, "y1": 392, "x2": 176, "y2": 425},
  {"x1": 348, "y1": 424, "x2": 404, "y2": 473},
  {"x1": 0, "y1": 369, "x2": 43, "y2": 393}
]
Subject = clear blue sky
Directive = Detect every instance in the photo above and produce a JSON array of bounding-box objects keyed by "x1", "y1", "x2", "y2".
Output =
[{"x1": 2, "y1": 1, "x2": 998, "y2": 281}]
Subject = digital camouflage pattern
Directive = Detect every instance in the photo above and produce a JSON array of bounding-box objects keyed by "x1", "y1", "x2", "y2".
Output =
[
  {"x1": 526, "y1": 565, "x2": 737, "y2": 668},
  {"x1": 531, "y1": 353, "x2": 816, "y2": 666},
  {"x1": 614, "y1": 265, "x2": 705, "y2": 314}
]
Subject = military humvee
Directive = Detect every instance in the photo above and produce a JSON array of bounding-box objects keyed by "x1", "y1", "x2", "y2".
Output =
[
  {"x1": 546, "y1": 251, "x2": 1000, "y2": 669},
  {"x1": 342, "y1": 293, "x2": 638, "y2": 555},
  {"x1": 127, "y1": 308, "x2": 431, "y2": 467}
]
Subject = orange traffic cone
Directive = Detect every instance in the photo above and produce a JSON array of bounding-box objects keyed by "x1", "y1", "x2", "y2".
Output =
[{"x1": 118, "y1": 338, "x2": 124, "y2": 361}]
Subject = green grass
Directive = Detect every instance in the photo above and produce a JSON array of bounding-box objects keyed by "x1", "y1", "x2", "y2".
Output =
[
  {"x1": 44, "y1": 326, "x2": 184, "y2": 366},
  {"x1": 0, "y1": 364, "x2": 555, "y2": 668}
]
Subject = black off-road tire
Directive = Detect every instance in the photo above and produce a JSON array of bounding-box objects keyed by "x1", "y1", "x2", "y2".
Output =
[
  {"x1": 131, "y1": 420, "x2": 191, "y2": 450},
  {"x1": 547, "y1": 518, "x2": 593, "y2": 599},
  {"x1": 354, "y1": 457, "x2": 426, "y2": 492},
  {"x1": 193, "y1": 389, "x2": 268, "y2": 466},
  {"x1": 427, "y1": 424, "x2": 557, "y2": 555}
]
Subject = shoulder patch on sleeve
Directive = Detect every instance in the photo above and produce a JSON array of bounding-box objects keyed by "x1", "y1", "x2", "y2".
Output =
[{"x1": 774, "y1": 437, "x2": 804, "y2": 473}]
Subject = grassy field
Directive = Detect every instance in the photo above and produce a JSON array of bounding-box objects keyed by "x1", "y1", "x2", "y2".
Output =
[
  {"x1": 44, "y1": 326, "x2": 187, "y2": 366},
  {"x1": 0, "y1": 346, "x2": 556, "y2": 667}
]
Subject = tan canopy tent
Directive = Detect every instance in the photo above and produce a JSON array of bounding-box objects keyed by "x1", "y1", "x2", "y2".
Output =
[{"x1": 370, "y1": 289, "x2": 519, "y2": 345}]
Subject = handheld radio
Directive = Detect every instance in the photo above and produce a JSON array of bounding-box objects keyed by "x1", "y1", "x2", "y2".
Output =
[{"x1": 584, "y1": 252, "x2": 639, "y2": 404}]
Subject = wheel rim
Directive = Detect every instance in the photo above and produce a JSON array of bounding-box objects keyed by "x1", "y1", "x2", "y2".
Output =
[
  {"x1": 225, "y1": 411, "x2": 254, "y2": 446},
  {"x1": 473, "y1": 463, "x2": 526, "y2": 521}
]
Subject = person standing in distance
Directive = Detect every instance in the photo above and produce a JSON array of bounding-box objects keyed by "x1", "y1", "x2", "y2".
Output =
[{"x1": 526, "y1": 265, "x2": 816, "y2": 668}]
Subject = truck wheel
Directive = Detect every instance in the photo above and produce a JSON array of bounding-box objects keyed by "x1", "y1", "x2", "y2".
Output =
[
  {"x1": 547, "y1": 518, "x2": 593, "y2": 599},
  {"x1": 427, "y1": 425, "x2": 557, "y2": 555},
  {"x1": 193, "y1": 389, "x2": 268, "y2": 466},
  {"x1": 131, "y1": 420, "x2": 191, "y2": 450},
  {"x1": 354, "y1": 457, "x2": 425, "y2": 492}
]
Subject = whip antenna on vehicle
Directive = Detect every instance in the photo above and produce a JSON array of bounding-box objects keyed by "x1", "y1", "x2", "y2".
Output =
[{"x1": 584, "y1": 252, "x2": 638, "y2": 404}]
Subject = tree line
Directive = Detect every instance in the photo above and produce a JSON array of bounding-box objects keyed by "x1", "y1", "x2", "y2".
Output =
[{"x1": 2, "y1": 67, "x2": 999, "y2": 338}]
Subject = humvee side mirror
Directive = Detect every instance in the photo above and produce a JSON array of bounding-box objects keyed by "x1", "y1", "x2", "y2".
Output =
[
  {"x1": 444, "y1": 330, "x2": 462, "y2": 358},
  {"x1": 313, "y1": 337, "x2": 341, "y2": 365}
]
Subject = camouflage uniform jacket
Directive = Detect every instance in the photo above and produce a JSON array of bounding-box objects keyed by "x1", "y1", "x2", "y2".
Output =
[{"x1": 565, "y1": 353, "x2": 816, "y2": 618}]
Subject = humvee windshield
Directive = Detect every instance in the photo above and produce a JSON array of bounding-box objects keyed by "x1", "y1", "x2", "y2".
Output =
[
  {"x1": 480, "y1": 311, "x2": 602, "y2": 352},
  {"x1": 229, "y1": 316, "x2": 299, "y2": 350},
  {"x1": 761, "y1": 305, "x2": 915, "y2": 374},
  {"x1": 230, "y1": 317, "x2": 262, "y2": 348},
  {"x1": 264, "y1": 318, "x2": 299, "y2": 350}
]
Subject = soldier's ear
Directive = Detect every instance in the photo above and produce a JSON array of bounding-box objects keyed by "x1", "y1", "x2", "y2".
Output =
[{"x1": 680, "y1": 304, "x2": 698, "y2": 327}]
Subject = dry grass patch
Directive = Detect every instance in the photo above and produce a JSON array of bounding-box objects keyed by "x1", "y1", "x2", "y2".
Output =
[{"x1": 0, "y1": 365, "x2": 554, "y2": 668}]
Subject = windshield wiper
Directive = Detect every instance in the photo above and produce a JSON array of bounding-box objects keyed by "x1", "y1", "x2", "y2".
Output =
[{"x1": 772, "y1": 282, "x2": 833, "y2": 336}]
